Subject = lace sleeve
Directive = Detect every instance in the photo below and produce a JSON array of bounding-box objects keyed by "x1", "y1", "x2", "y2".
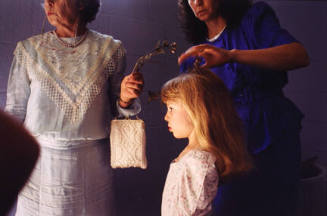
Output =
[
  {"x1": 106, "y1": 44, "x2": 141, "y2": 118},
  {"x1": 106, "y1": 44, "x2": 126, "y2": 100},
  {"x1": 180, "y1": 155, "x2": 218, "y2": 215},
  {"x1": 193, "y1": 163, "x2": 219, "y2": 215},
  {"x1": 5, "y1": 42, "x2": 31, "y2": 123}
]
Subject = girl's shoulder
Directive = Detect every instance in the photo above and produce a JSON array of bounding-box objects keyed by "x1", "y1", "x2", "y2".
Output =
[
  {"x1": 177, "y1": 150, "x2": 218, "y2": 184},
  {"x1": 179, "y1": 149, "x2": 216, "y2": 168}
]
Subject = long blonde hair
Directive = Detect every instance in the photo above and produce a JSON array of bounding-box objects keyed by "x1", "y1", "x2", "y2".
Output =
[{"x1": 161, "y1": 69, "x2": 252, "y2": 179}]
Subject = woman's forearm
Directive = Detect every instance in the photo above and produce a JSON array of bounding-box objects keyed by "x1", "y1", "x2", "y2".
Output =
[{"x1": 230, "y1": 42, "x2": 310, "y2": 71}]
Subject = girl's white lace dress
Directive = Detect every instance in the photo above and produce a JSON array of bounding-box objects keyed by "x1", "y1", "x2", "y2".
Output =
[{"x1": 161, "y1": 150, "x2": 219, "y2": 216}]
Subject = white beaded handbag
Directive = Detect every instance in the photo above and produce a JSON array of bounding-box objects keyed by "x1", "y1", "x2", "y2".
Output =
[{"x1": 110, "y1": 118, "x2": 147, "y2": 169}]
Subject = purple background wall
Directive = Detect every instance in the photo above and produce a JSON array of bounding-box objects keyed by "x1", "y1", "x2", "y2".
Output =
[{"x1": 0, "y1": 0, "x2": 326, "y2": 215}]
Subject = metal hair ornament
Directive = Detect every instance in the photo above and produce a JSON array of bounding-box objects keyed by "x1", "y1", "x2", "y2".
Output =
[
  {"x1": 192, "y1": 57, "x2": 202, "y2": 73},
  {"x1": 187, "y1": 56, "x2": 209, "y2": 76},
  {"x1": 132, "y1": 40, "x2": 177, "y2": 73}
]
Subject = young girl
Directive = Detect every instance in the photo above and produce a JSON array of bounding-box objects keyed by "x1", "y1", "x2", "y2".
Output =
[{"x1": 161, "y1": 68, "x2": 252, "y2": 216}]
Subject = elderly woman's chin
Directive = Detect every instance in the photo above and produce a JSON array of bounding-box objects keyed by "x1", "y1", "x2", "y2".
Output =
[{"x1": 46, "y1": 16, "x2": 57, "y2": 27}]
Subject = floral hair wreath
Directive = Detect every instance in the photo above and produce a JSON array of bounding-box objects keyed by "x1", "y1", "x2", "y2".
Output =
[{"x1": 132, "y1": 40, "x2": 177, "y2": 102}]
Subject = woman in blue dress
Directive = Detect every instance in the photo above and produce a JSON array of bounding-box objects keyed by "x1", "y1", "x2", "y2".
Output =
[{"x1": 177, "y1": 0, "x2": 310, "y2": 215}]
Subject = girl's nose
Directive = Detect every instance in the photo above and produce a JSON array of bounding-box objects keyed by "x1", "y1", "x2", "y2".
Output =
[{"x1": 164, "y1": 112, "x2": 169, "y2": 122}]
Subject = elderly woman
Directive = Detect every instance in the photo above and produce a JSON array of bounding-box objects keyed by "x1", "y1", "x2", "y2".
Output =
[
  {"x1": 5, "y1": 0, "x2": 143, "y2": 215},
  {"x1": 177, "y1": 0, "x2": 310, "y2": 216}
]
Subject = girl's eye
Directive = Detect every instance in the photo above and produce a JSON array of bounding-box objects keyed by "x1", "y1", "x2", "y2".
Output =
[{"x1": 168, "y1": 107, "x2": 173, "y2": 112}]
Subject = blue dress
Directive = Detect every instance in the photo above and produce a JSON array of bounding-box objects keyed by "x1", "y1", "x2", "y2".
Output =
[{"x1": 180, "y1": 2, "x2": 303, "y2": 216}]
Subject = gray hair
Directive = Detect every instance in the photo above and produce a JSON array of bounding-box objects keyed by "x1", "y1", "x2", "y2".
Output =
[{"x1": 79, "y1": 0, "x2": 100, "y2": 24}]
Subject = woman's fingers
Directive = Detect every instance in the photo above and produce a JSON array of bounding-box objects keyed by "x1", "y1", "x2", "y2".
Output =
[
  {"x1": 120, "y1": 72, "x2": 144, "y2": 101},
  {"x1": 131, "y1": 71, "x2": 144, "y2": 81},
  {"x1": 179, "y1": 44, "x2": 231, "y2": 68},
  {"x1": 127, "y1": 73, "x2": 144, "y2": 92},
  {"x1": 125, "y1": 82, "x2": 143, "y2": 92},
  {"x1": 178, "y1": 46, "x2": 201, "y2": 64},
  {"x1": 178, "y1": 44, "x2": 214, "y2": 65}
]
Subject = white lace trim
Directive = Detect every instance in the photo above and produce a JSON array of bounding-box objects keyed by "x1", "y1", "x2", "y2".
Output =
[{"x1": 17, "y1": 31, "x2": 123, "y2": 123}]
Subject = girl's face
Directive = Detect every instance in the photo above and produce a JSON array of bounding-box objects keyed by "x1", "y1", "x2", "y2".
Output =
[
  {"x1": 43, "y1": 0, "x2": 79, "y2": 29},
  {"x1": 164, "y1": 100, "x2": 194, "y2": 139},
  {"x1": 188, "y1": 0, "x2": 219, "y2": 22}
]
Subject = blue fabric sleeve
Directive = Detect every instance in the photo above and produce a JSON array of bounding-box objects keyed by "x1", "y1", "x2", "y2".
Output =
[{"x1": 243, "y1": 1, "x2": 297, "y2": 49}]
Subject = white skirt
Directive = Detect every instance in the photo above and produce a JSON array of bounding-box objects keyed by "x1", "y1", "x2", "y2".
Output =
[{"x1": 15, "y1": 137, "x2": 115, "y2": 216}]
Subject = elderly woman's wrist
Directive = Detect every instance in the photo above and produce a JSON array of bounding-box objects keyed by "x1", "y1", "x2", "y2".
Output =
[{"x1": 119, "y1": 97, "x2": 133, "y2": 108}]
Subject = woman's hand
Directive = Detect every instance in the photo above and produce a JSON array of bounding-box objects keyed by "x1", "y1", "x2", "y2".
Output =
[
  {"x1": 119, "y1": 71, "x2": 144, "y2": 108},
  {"x1": 178, "y1": 44, "x2": 232, "y2": 68}
]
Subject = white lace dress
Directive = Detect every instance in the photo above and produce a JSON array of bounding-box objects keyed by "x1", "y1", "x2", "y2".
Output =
[
  {"x1": 161, "y1": 150, "x2": 219, "y2": 216},
  {"x1": 5, "y1": 30, "x2": 140, "y2": 216}
]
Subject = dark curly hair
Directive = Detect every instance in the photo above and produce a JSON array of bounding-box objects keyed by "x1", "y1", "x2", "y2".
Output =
[
  {"x1": 178, "y1": 0, "x2": 252, "y2": 44},
  {"x1": 79, "y1": 0, "x2": 101, "y2": 24}
]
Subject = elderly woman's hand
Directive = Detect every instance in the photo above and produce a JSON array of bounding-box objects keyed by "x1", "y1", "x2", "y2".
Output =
[
  {"x1": 119, "y1": 71, "x2": 144, "y2": 108},
  {"x1": 178, "y1": 44, "x2": 232, "y2": 68}
]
